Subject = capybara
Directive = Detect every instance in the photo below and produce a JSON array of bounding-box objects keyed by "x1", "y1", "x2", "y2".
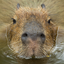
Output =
[{"x1": 7, "y1": 4, "x2": 58, "y2": 59}]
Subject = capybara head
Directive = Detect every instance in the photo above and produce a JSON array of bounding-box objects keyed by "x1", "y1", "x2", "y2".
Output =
[{"x1": 7, "y1": 4, "x2": 58, "y2": 59}]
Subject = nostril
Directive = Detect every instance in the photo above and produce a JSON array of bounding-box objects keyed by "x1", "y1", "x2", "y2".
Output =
[
  {"x1": 21, "y1": 33, "x2": 28, "y2": 44},
  {"x1": 39, "y1": 33, "x2": 45, "y2": 43},
  {"x1": 40, "y1": 33, "x2": 45, "y2": 38},
  {"x1": 22, "y1": 33, "x2": 28, "y2": 37}
]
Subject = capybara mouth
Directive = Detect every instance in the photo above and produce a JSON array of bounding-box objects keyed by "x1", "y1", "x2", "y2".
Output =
[
  {"x1": 17, "y1": 53, "x2": 47, "y2": 59},
  {"x1": 16, "y1": 41, "x2": 50, "y2": 59},
  {"x1": 9, "y1": 39, "x2": 52, "y2": 59}
]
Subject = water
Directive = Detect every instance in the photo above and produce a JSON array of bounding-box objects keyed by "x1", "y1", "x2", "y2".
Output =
[{"x1": 0, "y1": 27, "x2": 64, "y2": 64}]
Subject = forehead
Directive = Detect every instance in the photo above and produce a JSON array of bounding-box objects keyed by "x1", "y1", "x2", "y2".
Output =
[
  {"x1": 13, "y1": 7, "x2": 49, "y2": 33},
  {"x1": 24, "y1": 20, "x2": 44, "y2": 34},
  {"x1": 15, "y1": 7, "x2": 48, "y2": 21}
]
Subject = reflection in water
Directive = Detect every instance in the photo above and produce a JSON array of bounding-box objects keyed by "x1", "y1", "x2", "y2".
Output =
[{"x1": 0, "y1": 27, "x2": 64, "y2": 64}]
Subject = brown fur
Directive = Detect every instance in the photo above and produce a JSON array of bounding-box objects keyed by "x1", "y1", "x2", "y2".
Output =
[{"x1": 7, "y1": 6, "x2": 58, "y2": 59}]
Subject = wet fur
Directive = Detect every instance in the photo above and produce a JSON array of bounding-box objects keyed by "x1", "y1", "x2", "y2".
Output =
[{"x1": 7, "y1": 7, "x2": 58, "y2": 59}]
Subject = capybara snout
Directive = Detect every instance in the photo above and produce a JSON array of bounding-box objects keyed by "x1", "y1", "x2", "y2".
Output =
[
  {"x1": 21, "y1": 20, "x2": 46, "y2": 58},
  {"x1": 21, "y1": 20, "x2": 45, "y2": 44}
]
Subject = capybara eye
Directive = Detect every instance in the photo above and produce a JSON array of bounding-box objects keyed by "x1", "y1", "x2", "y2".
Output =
[
  {"x1": 11, "y1": 18, "x2": 16, "y2": 24},
  {"x1": 48, "y1": 19, "x2": 51, "y2": 24}
]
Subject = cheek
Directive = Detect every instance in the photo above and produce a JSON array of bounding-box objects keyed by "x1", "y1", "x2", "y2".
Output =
[
  {"x1": 9, "y1": 38, "x2": 23, "y2": 54},
  {"x1": 42, "y1": 29, "x2": 55, "y2": 52},
  {"x1": 8, "y1": 30, "x2": 23, "y2": 51},
  {"x1": 43, "y1": 38, "x2": 55, "y2": 53}
]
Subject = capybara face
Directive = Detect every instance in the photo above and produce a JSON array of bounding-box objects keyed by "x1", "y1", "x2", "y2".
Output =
[{"x1": 7, "y1": 4, "x2": 58, "y2": 59}]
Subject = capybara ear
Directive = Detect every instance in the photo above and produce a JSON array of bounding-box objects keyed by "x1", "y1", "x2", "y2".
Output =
[
  {"x1": 41, "y1": 4, "x2": 46, "y2": 9},
  {"x1": 17, "y1": 3, "x2": 20, "y2": 9}
]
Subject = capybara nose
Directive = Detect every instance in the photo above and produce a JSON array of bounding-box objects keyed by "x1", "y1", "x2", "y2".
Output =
[{"x1": 21, "y1": 32, "x2": 45, "y2": 43}]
